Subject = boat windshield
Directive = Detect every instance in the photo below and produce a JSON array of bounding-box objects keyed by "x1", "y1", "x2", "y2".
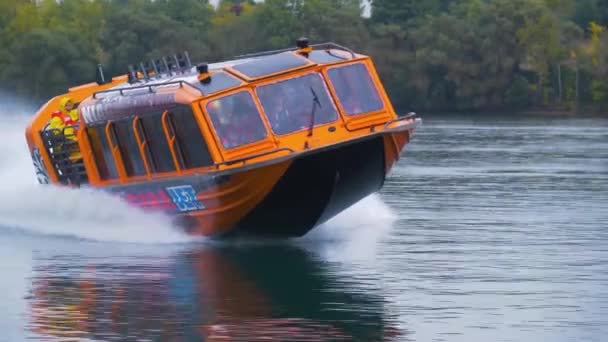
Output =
[
  {"x1": 256, "y1": 73, "x2": 338, "y2": 135},
  {"x1": 327, "y1": 63, "x2": 384, "y2": 116},
  {"x1": 206, "y1": 91, "x2": 267, "y2": 149}
]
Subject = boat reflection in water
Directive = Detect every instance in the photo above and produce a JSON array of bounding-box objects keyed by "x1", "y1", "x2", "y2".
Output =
[{"x1": 27, "y1": 244, "x2": 406, "y2": 341}]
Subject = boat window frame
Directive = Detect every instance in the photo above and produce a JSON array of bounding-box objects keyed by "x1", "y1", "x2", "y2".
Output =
[
  {"x1": 104, "y1": 121, "x2": 128, "y2": 181},
  {"x1": 160, "y1": 110, "x2": 185, "y2": 172},
  {"x1": 84, "y1": 123, "x2": 120, "y2": 182},
  {"x1": 254, "y1": 70, "x2": 340, "y2": 136},
  {"x1": 85, "y1": 104, "x2": 220, "y2": 184},
  {"x1": 162, "y1": 105, "x2": 216, "y2": 171},
  {"x1": 323, "y1": 61, "x2": 386, "y2": 118},
  {"x1": 132, "y1": 116, "x2": 153, "y2": 176},
  {"x1": 202, "y1": 88, "x2": 272, "y2": 152},
  {"x1": 112, "y1": 117, "x2": 149, "y2": 179},
  {"x1": 137, "y1": 111, "x2": 179, "y2": 175}
]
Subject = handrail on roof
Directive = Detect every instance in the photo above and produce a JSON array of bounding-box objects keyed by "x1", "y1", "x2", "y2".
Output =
[
  {"x1": 233, "y1": 42, "x2": 357, "y2": 60},
  {"x1": 311, "y1": 42, "x2": 357, "y2": 58},
  {"x1": 92, "y1": 80, "x2": 203, "y2": 99}
]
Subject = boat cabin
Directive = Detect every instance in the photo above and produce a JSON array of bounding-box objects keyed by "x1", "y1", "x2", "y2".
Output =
[{"x1": 28, "y1": 41, "x2": 398, "y2": 187}]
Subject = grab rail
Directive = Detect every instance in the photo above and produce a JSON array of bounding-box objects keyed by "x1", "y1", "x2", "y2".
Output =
[
  {"x1": 92, "y1": 80, "x2": 202, "y2": 99},
  {"x1": 233, "y1": 42, "x2": 356, "y2": 60},
  {"x1": 216, "y1": 147, "x2": 296, "y2": 167},
  {"x1": 383, "y1": 112, "x2": 417, "y2": 130}
]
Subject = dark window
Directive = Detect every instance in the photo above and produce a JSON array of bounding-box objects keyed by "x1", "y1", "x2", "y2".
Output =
[
  {"x1": 327, "y1": 63, "x2": 384, "y2": 116},
  {"x1": 232, "y1": 52, "x2": 311, "y2": 78},
  {"x1": 195, "y1": 72, "x2": 242, "y2": 95},
  {"x1": 257, "y1": 73, "x2": 338, "y2": 135},
  {"x1": 113, "y1": 119, "x2": 147, "y2": 177},
  {"x1": 166, "y1": 106, "x2": 214, "y2": 168},
  {"x1": 86, "y1": 125, "x2": 118, "y2": 180},
  {"x1": 308, "y1": 50, "x2": 346, "y2": 64},
  {"x1": 139, "y1": 113, "x2": 176, "y2": 173},
  {"x1": 206, "y1": 91, "x2": 267, "y2": 149}
]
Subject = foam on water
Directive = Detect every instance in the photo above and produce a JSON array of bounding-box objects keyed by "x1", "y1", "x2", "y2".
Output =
[
  {"x1": 0, "y1": 108, "x2": 193, "y2": 244},
  {"x1": 296, "y1": 194, "x2": 398, "y2": 260}
]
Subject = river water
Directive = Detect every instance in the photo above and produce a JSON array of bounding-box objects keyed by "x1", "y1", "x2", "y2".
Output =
[{"x1": 0, "y1": 114, "x2": 607, "y2": 341}]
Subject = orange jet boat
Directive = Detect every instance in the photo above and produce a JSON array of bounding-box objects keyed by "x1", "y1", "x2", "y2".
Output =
[{"x1": 24, "y1": 39, "x2": 421, "y2": 238}]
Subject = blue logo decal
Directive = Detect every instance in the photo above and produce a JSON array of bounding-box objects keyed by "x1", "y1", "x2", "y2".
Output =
[{"x1": 165, "y1": 185, "x2": 205, "y2": 212}]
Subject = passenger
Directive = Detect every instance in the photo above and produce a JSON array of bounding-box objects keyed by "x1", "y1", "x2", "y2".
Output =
[
  {"x1": 233, "y1": 98, "x2": 265, "y2": 144},
  {"x1": 208, "y1": 99, "x2": 237, "y2": 148},
  {"x1": 221, "y1": 124, "x2": 241, "y2": 149},
  {"x1": 268, "y1": 95, "x2": 291, "y2": 133},
  {"x1": 48, "y1": 97, "x2": 79, "y2": 140},
  {"x1": 47, "y1": 97, "x2": 81, "y2": 161},
  {"x1": 211, "y1": 94, "x2": 266, "y2": 148}
]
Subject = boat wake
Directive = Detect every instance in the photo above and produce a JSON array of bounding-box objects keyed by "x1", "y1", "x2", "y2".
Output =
[
  {"x1": 295, "y1": 194, "x2": 398, "y2": 260},
  {"x1": 0, "y1": 111, "x2": 194, "y2": 244}
]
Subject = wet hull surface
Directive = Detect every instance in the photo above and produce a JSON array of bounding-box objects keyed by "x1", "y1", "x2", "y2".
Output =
[{"x1": 232, "y1": 136, "x2": 387, "y2": 237}]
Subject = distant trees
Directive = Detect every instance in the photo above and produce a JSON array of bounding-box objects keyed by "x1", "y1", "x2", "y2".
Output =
[{"x1": 0, "y1": 0, "x2": 605, "y2": 114}]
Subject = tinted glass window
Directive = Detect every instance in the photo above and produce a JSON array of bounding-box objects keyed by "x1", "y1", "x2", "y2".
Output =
[
  {"x1": 206, "y1": 91, "x2": 267, "y2": 149},
  {"x1": 87, "y1": 125, "x2": 118, "y2": 180},
  {"x1": 195, "y1": 72, "x2": 241, "y2": 95},
  {"x1": 232, "y1": 53, "x2": 310, "y2": 78},
  {"x1": 140, "y1": 113, "x2": 175, "y2": 173},
  {"x1": 257, "y1": 73, "x2": 338, "y2": 135},
  {"x1": 327, "y1": 63, "x2": 384, "y2": 116},
  {"x1": 167, "y1": 106, "x2": 214, "y2": 168},
  {"x1": 113, "y1": 119, "x2": 147, "y2": 177}
]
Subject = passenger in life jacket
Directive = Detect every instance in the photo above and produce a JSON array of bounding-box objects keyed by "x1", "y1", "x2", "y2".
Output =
[
  {"x1": 48, "y1": 97, "x2": 80, "y2": 140},
  {"x1": 47, "y1": 96, "x2": 81, "y2": 161}
]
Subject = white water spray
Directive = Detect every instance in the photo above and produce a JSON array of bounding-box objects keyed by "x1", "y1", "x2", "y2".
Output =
[
  {"x1": 296, "y1": 194, "x2": 398, "y2": 260},
  {"x1": 0, "y1": 105, "x2": 193, "y2": 244}
]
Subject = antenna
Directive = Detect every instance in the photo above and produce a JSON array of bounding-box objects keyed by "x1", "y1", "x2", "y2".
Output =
[
  {"x1": 139, "y1": 62, "x2": 150, "y2": 81},
  {"x1": 95, "y1": 64, "x2": 106, "y2": 85},
  {"x1": 127, "y1": 64, "x2": 138, "y2": 84},
  {"x1": 162, "y1": 56, "x2": 172, "y2": 76},
  {"x1": 151, "y1": 58, "x2": 160, "y2": 79},
  {"x1": 184, "y1": 51, "x2": 192, "y2": 68}
]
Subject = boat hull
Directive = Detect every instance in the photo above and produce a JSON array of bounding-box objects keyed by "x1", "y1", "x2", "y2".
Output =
[
  {"x1": 95, "y1": 125, "x2": 413, "y2": 238},
  {"x1": 230, "y1": 135, "x2": 387, "y2": 237}
]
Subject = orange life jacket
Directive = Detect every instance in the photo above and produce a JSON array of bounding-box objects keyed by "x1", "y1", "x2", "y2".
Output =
[{"x1": 51, "y1": 111, "x2": 77, "y2": 126}]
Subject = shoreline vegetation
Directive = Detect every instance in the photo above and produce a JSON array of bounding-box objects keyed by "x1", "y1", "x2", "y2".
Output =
[{"x1": 0, "y1": 0, "x2": 607, "y2": 116}]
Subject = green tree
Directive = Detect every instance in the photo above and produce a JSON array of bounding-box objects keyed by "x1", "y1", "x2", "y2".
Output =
[
  {"x1": 1, "y1": 29, "x2": 97, "y2": 100},
  {"x1": 371, "y1": 0, "x2": 457, "y2": 26},
  {"x1": 99, "y1": 7, "x2": 208, "y2": 77}
]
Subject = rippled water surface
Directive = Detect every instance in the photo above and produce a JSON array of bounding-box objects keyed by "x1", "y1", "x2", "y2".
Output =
[{"x1": 1, "y1": 115, "x2": 607, "y2": 342}]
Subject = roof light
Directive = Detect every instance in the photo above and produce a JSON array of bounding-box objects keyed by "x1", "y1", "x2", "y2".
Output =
[
  {"x1": 296, "y1": 37, "x2": 312, "y2": 57},
  {"x1": 197, "y1": 63, "x2": 211, "y2": 84}
]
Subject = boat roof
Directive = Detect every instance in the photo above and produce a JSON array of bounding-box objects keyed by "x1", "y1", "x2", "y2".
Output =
[{"x1": 80, "y1": 42, "x2": 363, "y2": 125}]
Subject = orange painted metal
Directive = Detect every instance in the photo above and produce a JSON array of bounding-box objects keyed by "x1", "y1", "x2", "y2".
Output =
[{"x1": 184, "y1": 159, "x2": 291, "y2": 236}]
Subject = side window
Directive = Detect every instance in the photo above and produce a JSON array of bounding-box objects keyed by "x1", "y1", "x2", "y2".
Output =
[
  {"x1": 167, "y1": 106, "x2": 214, "y2": 168},
  {"x1": 139, "y1": 113, "x2": 175, "y2": 173},
  {"x1": 113, "y1": 119, "x2": 147, "y2": 177},
  {"x1": 327, "y1": 63, "x2": 384, "y2": 116},
  {"x1": 206, "y1": 91, "x2": 267, "y2": 149},
  {"x1": 257, "y1": 73, "x2": 338, "y2": 135},
  {"x1": 86, "y1": 125, "x2": 118, "y2": 180}
]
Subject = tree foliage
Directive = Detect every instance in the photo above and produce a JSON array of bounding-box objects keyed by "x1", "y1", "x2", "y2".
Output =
[{"x1": 0, "y1": 0, "x2": 605, "y2": 114}]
